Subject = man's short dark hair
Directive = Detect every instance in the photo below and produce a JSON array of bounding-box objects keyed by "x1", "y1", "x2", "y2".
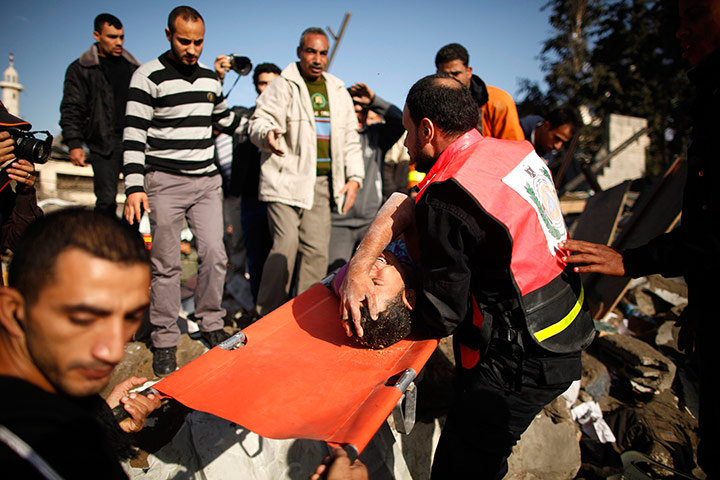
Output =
[
  {"x1": 298, "y1": 27, "x2": 327, "y2": 49},
  {"x1": 406, "y1": 74, "x2": 479, "y2": 136},
  {"x1": 546, "y1": 105, "x2": 583, "y2": 133},
  {"x1": 8, "y1": 208, "x2": 150, "y2": 306},
  {"x1": 355, "y1": 295, "x2": 412, "y2": 349},
  {"x1": 253, "y1": 63, "x2": 281, "y2": 88},
  {"x1": 94, "y1": 13, "x2": 122, "y2": 33},
  {"x1": 167, "y1": 6, "x2": 203, "y2": 33},
  {"x1": 435, "y1": 43, "x2": 469, "y2": 68}
]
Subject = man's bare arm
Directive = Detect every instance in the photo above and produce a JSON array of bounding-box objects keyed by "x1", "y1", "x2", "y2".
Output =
[{"x1": 339, "y1": 193, "x2": 415, "y2": 336}]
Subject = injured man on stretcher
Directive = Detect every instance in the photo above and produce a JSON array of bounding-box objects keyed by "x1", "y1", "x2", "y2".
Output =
[{"x1": 331, "y1": 240, "x2": 417, "y2": 349}]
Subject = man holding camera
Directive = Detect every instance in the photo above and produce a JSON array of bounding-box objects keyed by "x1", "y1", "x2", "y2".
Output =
[
  {"x1": 123, "y1": 6, "x2": 239, "y2": 376},
  {"x1": 60, "y1": 13, "x2": 140, "y2": 218},
  {"x1": 1, "y1": 102, "x2": 42, "y2": 285}
]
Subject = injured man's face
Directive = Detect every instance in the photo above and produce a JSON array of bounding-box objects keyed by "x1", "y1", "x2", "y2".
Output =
[{"x1": 354, "y1": 249, "x2": 416, "y2": 349}]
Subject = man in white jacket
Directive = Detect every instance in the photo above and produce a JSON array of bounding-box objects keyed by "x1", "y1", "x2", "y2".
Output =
[{"x1": 249, "y1": 27, "x2": 364, "y2": 315}]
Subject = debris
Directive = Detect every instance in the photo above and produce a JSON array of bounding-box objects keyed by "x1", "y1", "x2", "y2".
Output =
[
  {"x1": 596, "y1": 333, "x2": 677, "y2": 395},
  {"x1": 572, "y1": 401, "x2": 616, "y2": 443}
]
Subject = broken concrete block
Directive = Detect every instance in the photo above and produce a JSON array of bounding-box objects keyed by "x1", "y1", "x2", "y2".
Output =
[
  {"x1": 645, "y1": 275, "x2": 688, "y2": 306},
  {"x1": 581, "y1": 351, "x2": 611, "y2": 402},
  {"x1": 596, "y1": 333, "x2": 676, "y2": 394},
  {"x1": 506, "y1": 412, "x2": 581, "y2": 480}
]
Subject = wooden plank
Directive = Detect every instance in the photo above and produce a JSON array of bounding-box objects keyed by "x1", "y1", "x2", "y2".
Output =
[
  {"x1": 560, "y1": 197, "x2": 587, "y2": 215},
  {"x1": 584, "y1": 158, "x2": 686, "y2": 319},
  {"x1": 569, "y1": 180, "x2": 631, "y2": 246}
]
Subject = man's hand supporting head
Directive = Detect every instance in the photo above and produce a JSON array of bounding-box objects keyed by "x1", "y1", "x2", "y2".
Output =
[{"x1": 339, "y1": 193, "x2": 416, "y2": 337}]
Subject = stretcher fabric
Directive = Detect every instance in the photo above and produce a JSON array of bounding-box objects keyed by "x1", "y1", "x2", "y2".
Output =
[{"x1": 154, "y1": 283, "x2": 439, "y2": 453}]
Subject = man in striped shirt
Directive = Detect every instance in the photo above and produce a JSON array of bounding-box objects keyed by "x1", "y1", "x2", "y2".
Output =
[{"x1": 122, "y1": 6, "x2": 239, "y2": 376}]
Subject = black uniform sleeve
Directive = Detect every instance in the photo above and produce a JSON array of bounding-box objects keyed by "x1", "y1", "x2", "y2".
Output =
[
  {"x1": 413, "y1": 184, "x2": 486, "y2": 338},
  {"x1": 622, "y1": 228, "x2": 685, "y2": 279}
]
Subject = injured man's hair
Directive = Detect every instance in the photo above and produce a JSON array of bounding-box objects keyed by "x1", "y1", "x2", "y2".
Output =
[{"x1": 333, "y1": 240, "x2": 416, "y2": 349}]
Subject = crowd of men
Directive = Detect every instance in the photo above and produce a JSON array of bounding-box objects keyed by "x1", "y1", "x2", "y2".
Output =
[{"x1": 0, "y1": 0, "x2": 717, "y2": 478}]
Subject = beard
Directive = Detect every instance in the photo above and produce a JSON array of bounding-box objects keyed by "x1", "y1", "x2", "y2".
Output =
[{"x1": 412, "y1": 150, "x2": 437, "y2": 174}]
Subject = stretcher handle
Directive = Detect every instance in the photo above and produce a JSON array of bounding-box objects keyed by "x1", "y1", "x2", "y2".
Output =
[
  {"x1": 111, "y1": 332, "x2": 247, "y2": 424},
  {"x1": 218, "y1": 331, "x2": 247, "y2": 350},
  {"x1": 391, "y1": 368, "x2": 417, "y2": 435},
  {"x1": 111, "y1": 386, "x2": 162, "y2": 423}
]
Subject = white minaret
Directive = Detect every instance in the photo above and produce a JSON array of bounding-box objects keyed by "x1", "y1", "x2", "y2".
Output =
[{"x1": 0, "y1": 54, "x2": 24, "y2": 116}]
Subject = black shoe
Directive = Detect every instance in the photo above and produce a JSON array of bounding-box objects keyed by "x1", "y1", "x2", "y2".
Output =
[
  {"x1": 201, "y1": 329, "x2": 232, "y2": 349},
  {"x1": 152, "y1": 346, "x2": 177, "y2": 377}
]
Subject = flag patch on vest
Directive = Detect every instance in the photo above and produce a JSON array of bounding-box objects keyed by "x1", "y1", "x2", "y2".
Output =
[{"x1": 502, "y1": 152, "x2": 567, "y2": 254}]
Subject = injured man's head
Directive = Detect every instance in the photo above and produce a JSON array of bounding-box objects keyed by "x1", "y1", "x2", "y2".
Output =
[{"x1": 354, "y1": 246, "x2": 416, "y2": 349}]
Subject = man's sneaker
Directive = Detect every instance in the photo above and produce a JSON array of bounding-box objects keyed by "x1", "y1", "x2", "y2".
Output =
[
  {"x1": 201, "y1": 329, "x2": 232, "y2": 349},
  {"x1": 152, "y1": 346, "x2": 177, "y2": 377}
]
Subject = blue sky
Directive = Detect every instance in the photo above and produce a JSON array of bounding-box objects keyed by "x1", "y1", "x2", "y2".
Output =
[{"x1": 1, "y1": 0, "x2": 553, "y2": 136}]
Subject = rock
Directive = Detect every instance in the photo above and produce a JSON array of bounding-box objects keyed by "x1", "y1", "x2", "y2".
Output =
[
  {"x1": 581, "y1": 351, "x2": 611, "y2": 403},
  {"x1": 645, "y1": 275, "x2": 688, "y2": 306},
  {"x1": 604, "y1": 390, "x2": 698, "y2": 476},
  {"x1": 125, "y1": 411, "x2": 417, "y2": 479},
  {"x1": 655, "y1": 319, "x2": 681, "y2": 352},
  {"x1": 505, "y1": 411, "x2": 581, "y2": 480},
  {"x1": 595, "y1": 333, "x2": 676, "y2": 394}
]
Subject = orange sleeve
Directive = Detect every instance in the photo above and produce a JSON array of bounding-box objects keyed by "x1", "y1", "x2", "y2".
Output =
[{"x1": 482, "y1": 86, "x2": 524, "y2": 141}]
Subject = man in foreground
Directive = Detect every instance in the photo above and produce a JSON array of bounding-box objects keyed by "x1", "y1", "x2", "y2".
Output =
[
  {"x1": 340, "y1": 75, "x2": 595, "y2": 479},
  {"x1": 60, "y1": 13, "x2": 140, "y2": 217},
  {"x1": 0, "y1": 209, "x2": 160, "y2": 477},
  {"x1": 562, "y1": 1, "x2": 720, "y2": 475},
  {"x1": 123, "y1": 6, "x2": 239, "y2": 375}
]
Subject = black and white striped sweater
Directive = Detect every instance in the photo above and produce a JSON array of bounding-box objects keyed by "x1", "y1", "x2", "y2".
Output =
[{"x1": 123, "y1": 51, "x2": 239, "y2": 195}]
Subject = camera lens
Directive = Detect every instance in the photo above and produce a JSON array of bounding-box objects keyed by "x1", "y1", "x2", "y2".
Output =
[{"x1": 15, "y1": 136, "x2": 50, "y2": 164}]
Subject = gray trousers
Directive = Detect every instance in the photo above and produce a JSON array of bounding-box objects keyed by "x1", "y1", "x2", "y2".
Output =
[
  {"x1": 327, "y1": 224, "x2": 369, "y2": 273},
  {"x1": 256, "y1": 177, "x2": 331, "y2": 316},
  {"x1": 146, "y1": 171, "x2": 227, "y2": 348}
]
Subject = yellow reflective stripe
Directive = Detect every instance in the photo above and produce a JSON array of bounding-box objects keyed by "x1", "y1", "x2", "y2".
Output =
[
  {"x1": 533, "y1": 286, "x2": 584, "y2": 343},
  {"x1": 408, "y1": 170, "x2": 426, "y2": 182}
]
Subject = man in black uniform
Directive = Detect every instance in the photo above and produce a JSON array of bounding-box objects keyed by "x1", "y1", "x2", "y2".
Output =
[{"x1": 339, "y1": 75, "x2": 595, "y2": 479}]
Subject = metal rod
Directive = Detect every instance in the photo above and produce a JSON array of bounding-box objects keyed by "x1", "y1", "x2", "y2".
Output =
[{"x1": 326, "y1": 12, "x2": 351, "y2": 71}]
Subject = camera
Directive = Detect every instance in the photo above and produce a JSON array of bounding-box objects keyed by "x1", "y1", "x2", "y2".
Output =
[
  {"x1": 227, "y1": 54, "x2": 252, "y2": 76},
  {"x1": 4, "y1": 127, "x2": 53, "y2": 164}
]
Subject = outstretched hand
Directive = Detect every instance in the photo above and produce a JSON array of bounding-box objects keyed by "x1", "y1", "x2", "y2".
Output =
[
  {"x1": 267, "y1": 129, "x2": 286, "y2": 157},
  {"x1": 560, "y1": 239, "x2": 626, "y2": 276}
]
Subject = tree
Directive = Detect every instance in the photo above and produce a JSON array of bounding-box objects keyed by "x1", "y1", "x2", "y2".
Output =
[
  {"x1": 520, "y1": 0, "x2": 693, "y2": 175},
  {"x1": 585, "y1": 0, "x2": 692, "y2": 173}
]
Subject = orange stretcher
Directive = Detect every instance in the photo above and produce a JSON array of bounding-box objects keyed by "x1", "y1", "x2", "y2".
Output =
[{"x1": 154, "y1": 282, "x2": 439, "y2": 454}]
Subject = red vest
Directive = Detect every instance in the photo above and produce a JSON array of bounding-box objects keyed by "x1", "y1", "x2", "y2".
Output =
[{"x1": 417, "y1": 130, "x2": 594, "y2": 367}]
